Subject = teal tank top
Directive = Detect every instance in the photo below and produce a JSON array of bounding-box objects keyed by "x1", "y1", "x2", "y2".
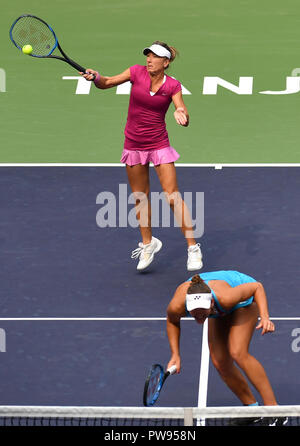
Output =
[{"x1": 186, "y1": 270, "x2": 256, "y2": 318}]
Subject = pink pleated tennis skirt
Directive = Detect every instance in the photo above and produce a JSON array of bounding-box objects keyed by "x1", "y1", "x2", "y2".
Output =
[{"x1": 120, "y1": 146, "x2": 180, "y2": 166}]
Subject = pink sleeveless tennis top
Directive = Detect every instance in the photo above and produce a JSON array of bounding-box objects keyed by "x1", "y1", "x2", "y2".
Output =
[{"x1": 124, "y1": 65, "x2": 182, "y2": 151}]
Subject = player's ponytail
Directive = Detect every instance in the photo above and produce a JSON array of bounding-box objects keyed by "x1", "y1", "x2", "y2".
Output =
[
  {"x1": 168, "y1": 46, "x2": 178, "y2": 62},
  {"x1": 187, "y1": 275, "x2": 211, "y2": 294},
  {"x1": 191, "y1": 275, "x2": 202, "y2": 284}
]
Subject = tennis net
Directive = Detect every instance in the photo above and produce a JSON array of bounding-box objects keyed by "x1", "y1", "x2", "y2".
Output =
[{"x1": 0, "y1": 405, "x2": 299, "y2": 426}]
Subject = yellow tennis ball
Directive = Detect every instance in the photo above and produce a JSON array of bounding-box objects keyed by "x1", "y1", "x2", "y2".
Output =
[{"x1": 22, "y1": 45, "x2": 33, "y2": 55}]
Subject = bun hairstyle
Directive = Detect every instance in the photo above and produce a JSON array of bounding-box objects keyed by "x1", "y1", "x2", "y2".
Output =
[
  {"x1": 187, "y1": 274, "x2": 211, "y2": 294},
  {"x1": 152, "y1": 40, "x2": 178, "y2": 65}
]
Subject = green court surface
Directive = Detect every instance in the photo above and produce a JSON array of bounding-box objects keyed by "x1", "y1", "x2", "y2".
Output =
[{"x1": 1, "y1": 0, "x2": 300, "y2": 163}]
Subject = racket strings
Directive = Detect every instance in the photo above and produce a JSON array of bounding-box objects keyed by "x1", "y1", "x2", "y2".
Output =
[
  {"x1": 11, "y1": 16, "x2": 56, "y2": 56},
  {"x1": 144, "y1": 365, "x2": 164, "y2": 406}
]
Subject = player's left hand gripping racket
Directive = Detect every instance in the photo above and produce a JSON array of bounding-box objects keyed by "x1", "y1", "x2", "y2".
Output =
[
  {"x1": 9, "y1": 14, "x2": 95, "y2": 78},
  {"x1": 143, "y1": 364, "x2": 177, "y2": 407}
]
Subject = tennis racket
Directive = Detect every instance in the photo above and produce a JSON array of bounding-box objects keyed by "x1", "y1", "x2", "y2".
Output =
[
  {"x1": 9, "y1": 14, "x2": 95, "y2": 78},
  {"x1": 143, "y1": 364, "x2": 177, "y2": 407}
]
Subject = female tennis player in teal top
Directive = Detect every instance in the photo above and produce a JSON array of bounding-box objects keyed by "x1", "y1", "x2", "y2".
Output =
[{"x1": 166, "y1": 270, "x2": 279, "y2": 411}]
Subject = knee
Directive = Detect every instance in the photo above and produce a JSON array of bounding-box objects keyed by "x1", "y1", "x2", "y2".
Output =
[
  {"x1": 229, "y1": 347, "x2": 249, "y2": 366},
  {"x1": 164, "y1": 190, "x2": 182, "y2": 207},
  {"x1": 210, "y1": 354, "x2": 233, "y2": 377},
  {"x1": 132, "y1": 190, "x2": 149, "y2": 206}
]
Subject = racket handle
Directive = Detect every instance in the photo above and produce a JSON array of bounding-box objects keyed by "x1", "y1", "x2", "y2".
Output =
[
  {"x1": 66, "y1": 59, "x2": 87, "y2": 72},
  {"x1": 66, "y1": 59, "x2": 96, "y2": 80},
  {"x1": 167, "y1": 365, "x2": 177, "y2": 375}
]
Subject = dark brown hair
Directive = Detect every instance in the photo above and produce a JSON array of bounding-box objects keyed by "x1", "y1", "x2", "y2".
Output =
[
  {"x1": 187, "y1": 274, "x2": 211, "y2": 294},
  {"x1": 152, "y1": 40, "x2": 179, "y2": 63}
]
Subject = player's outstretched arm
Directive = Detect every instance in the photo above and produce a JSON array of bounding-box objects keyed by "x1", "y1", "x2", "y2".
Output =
[{"x1": 80, "y1": 68, "x2": 131, "y2": 89}]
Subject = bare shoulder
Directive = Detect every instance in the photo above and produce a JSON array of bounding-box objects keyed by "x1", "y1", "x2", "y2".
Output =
[
  {"x1": 208, "y1": 280, "x2": 232, "y2": 293},
  {"x1": 209, "y1": 280, "x2": 260, "y2": 310},
  {"x1": 207, "y1": 280, "x2": 233, "y2": 308}
]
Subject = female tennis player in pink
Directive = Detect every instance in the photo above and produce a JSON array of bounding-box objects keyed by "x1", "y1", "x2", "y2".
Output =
[
  {"x1": 81, "y1": 41, "x2": 202, "y2": 271},
  {"x1": 165, "y1": 270, "x2": 287, "y2": 425}
]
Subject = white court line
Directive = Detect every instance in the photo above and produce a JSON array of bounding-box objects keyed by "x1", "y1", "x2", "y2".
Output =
[
  {"x1": 197, "y1": 319, "x2": 210, "y2": 426},
  {"x1": 0, "y1": 163, "x2": 300, "y2": 168},
  {"x1": 0, "y1": 317, "x2": 299, "y2": 321},
  {"x1": 0, "y1": 318, "x2": 166, "y2": 321}
]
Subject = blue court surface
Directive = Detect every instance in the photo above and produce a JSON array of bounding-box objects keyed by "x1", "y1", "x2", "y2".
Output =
[{"x1": 0, "y1": 166, "x2": 299, "y2": 408}]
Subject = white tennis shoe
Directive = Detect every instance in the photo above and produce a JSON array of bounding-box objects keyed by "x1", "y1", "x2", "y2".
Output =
[
  {"x1": 187, "y1": 243, "x2": 203, "y2": 271},
  {"x1": 131, "y1": 237, "x2": 162, "y2": 271}
]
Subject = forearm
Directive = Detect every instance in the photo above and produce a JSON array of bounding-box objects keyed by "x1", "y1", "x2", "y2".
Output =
[
  {"x1": 253, "y1": 282, "x2": 270, "y2": 319},
  {"x1": 93, "y1": 73, "x2": 113, "y2": 89},
  {"x1": 166, "y1": 318, "x2": 181, "y2": 357},
  {"x1": 84, "y1": 68, "x2": 130, "y2": 89},
  {"x1": 254, "y1": 282, "x2": 275, "y2": 335},
  {"x1": 172, "y1": 91, "x2": 189, "y2": 127}
]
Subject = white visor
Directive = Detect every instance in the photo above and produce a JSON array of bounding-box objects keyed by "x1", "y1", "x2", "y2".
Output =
[
  {"x1": 186, "y1": 293, "x2": 213, "y2": 312},
  {"x1": 143, "y1": 44, "x2": 171, "y2": 60}
]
